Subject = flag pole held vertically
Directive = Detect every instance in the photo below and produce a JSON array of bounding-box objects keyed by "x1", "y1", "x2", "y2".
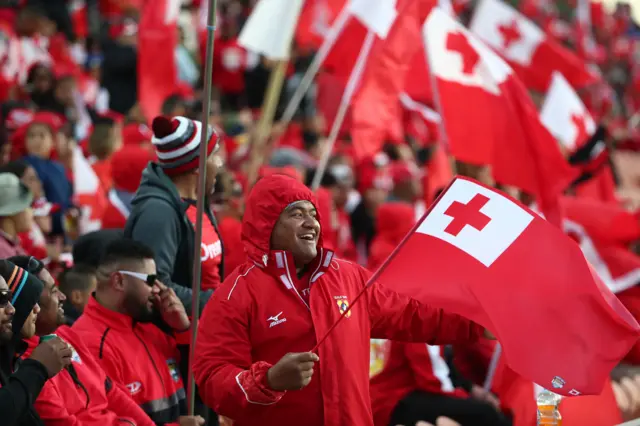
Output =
[{"x1": 188, "y1": 0, "x2": 218, "y2": 415}]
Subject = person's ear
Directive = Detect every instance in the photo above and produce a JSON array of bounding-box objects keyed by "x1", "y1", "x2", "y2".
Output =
[
  {"x1": 70, "y1": 289, "x2": 83, "y2": 306},
  {"x1": 112, "y1": 273, "x2": 125, "y2": 292}
]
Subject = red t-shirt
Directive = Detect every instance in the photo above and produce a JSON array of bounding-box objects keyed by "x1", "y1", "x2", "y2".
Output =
[{"x1": 185, "y1": 205, "x2": 222, "y2": 291}]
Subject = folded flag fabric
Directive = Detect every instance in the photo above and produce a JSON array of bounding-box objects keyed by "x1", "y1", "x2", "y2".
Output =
[{"x1": 374, "y1": 176, "x2": 640, "y2": 396}]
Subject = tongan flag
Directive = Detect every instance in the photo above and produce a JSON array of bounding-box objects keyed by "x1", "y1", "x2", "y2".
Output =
[{"x1": 375, "y1": 176, "x2": 640, "y2": 396}]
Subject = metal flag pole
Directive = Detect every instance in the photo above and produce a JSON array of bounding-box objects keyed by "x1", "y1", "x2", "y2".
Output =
[{"x1": 187, "y1": 0, "x2": 218, "y2": 415}]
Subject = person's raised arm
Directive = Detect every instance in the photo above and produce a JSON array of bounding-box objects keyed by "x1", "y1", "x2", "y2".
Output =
[{"x1": 364, "y1": 268, "x2": 483, "y2": 344}]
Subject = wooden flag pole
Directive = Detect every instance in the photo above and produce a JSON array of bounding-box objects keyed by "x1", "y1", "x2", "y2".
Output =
[
  {"x1": 187, "y1": 0, "x2": 218, "y2": 415},
  {"x1": 246, "y1": 59, "x2": 289, "y2": 187}
]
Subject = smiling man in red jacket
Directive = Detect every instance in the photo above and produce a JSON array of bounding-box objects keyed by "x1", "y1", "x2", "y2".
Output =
[{"x1": 193, "y1": 174, "x2": 487, "y2": 426}]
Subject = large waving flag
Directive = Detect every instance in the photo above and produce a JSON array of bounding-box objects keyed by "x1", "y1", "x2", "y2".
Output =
[
  {"x1": 422, "y1": 7, "x2": 576, "y2": 224},
  {"x1": 469, "y1": 0, "x2": 598, "y2": 92},
  {"x1": 375, "y1": 176, "x2": 640, "y2": 396}
]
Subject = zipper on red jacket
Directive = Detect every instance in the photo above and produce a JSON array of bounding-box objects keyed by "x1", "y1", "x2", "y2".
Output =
[
  {"x1": 133, "y1": 327, "x2": 166, "y2": 391},
  {"x1": 68, "y1": 364, "x2": 91, "y2": 409}
]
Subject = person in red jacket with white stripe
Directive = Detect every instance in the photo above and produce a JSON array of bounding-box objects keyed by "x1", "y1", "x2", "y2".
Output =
[
  {"x1": 193, "y1": 174, "x2": 488, "y2": 426},
  {"x1": 7, "y1": 256, "x2": 155, "y2": 426},
  {"x1": 72, "y1": 239, "x2": 204, "y2": 426}
]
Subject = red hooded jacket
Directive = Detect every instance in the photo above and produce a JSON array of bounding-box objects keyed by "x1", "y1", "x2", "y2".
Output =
[
  {"x1": 31, "y1": 326, "x2": 155, "y2": 426},
  {"x1": 193, "y1": 174, "x2": 483, "y2": 426},
  {"x1": 73, "y1": 298, "x2": 185, "y2": 425}
]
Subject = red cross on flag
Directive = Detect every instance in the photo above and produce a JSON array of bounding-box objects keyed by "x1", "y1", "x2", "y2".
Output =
[
  {"x1": 469, "y1": 0, "x2": 598, "y2": 92},
  {"x1": 540, "y1": 72, "x2": 597, "y2": 150},
  {"x1": 422, "y1": 7, "x2": 577, "y2": 225},
  {"x1": 375, "y1": 176, "x2": 640, "y2": 396}
]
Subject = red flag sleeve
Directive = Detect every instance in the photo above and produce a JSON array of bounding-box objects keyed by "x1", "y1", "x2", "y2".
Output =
[
  {"x1": 365, "y1": 276, "x2": 484, "y2": 344},
  {"x1": 193, "y1": 282, "x2": 285, "y2": 420}
]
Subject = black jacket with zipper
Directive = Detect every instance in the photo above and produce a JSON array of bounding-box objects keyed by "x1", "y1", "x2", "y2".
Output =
[{"x1": 0, "y1": 344, "x2": 48, "y2": 426}]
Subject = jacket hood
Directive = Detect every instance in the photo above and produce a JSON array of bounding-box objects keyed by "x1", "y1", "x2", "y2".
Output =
[
  {"x1": 376, "y1": 202, "x2": 416, "y2": 245},
  {"x1": 131, "y1": 162, "x2": 184, "y2": 214},
  {"x1": 242, "y1": 174, "x2": 325, "y2": 265}
]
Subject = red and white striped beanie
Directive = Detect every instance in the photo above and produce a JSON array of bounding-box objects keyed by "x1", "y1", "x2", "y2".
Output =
[{"x1": 151, "y1": 115, "x2": 219, "y2": 176}]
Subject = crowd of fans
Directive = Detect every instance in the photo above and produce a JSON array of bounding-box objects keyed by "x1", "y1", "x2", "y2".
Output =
[{"x1": 0, "y1": 0, "x2": 640, "y2": 425}]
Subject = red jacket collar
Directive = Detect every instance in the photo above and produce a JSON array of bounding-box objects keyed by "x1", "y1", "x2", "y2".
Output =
[
  {"x1": 256, "y1": 248, "x2": 334, "y2": 290},
  {"x1": 84, "y1": 295, "x2": 135, "y2": 330}
]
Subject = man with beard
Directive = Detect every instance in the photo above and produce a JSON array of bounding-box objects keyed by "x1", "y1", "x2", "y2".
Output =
[
  {"x1": 7, "y1": 256, "x2": 156, "y2": 426},
  {"x1": 73, "y1": 238, "x2": 205, "y2": 426},
  {"x1": 0, "y1": 259, "x2": 72, "y2": 426},
  {"x1": 9, "y1": 256, "x2": 66, "y2": 337},
  {"x1": 124, "y1": 115, "x2": 225, "y2": 425}
]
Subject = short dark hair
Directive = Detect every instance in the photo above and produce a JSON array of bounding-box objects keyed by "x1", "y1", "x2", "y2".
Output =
[
  {"x1": 100, "y1": 238, "x2": 155, "y2": 269},
  {"x1": 72, "y1": 229, "x2": 124, "y2": 268},
  {"x1": 58, "y1": 264, "x2": 96, "y2": 295},
  {"x1": 7, "y1": 256, "x2": 45, "y2": 275}
]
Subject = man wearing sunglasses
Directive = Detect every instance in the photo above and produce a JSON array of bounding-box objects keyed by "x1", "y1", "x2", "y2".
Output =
[
  {"x1": 124, "y1": 115, "x2": 225, "y2": 424},
  {"x1": 0, "y1": 277, "x2": 15, "y2": 343},
  {"x1": 73, "y1": 238, "x2": 204, "y2": 426},
  {"x1": 7, "y1": 256, "x2": 156, "y2": 426}
]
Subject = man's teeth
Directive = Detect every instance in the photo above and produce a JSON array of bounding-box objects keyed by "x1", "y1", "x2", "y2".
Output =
[{"x1": 300, "y1": 235, "x2": 315, "y2": 240}]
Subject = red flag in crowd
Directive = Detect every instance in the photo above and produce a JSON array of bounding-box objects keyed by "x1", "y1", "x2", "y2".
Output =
[
  {"x1": 469, "y1": 0, "x2": 599, "y2": 92},
  {"x1": 561, "y1": 196, "x2": 640, "y2": 246},
  {"x1": 138, "y1": 0, "x2": 180, "y2": 120},
  {"x1": 295, "y1": 0, "x2": 346, "y2": 49},
  {"x1": 422, "y1": 7, "x2": 577, "y2": 224},
  {"x1": 540, "y1": 72, "x2": 596, "y2": 151},
  {"x1": 350, "y1": 0, "x2": 433, "y2": 160},
  {"x1": 563, "y1": 218, "x2": 640, "y2": 295},
  {"x1": 375, "y1": 176, "x2": 640, "y2": 396},
  {"x1": 322, "y1": 0, "x2": 435, "y2": 106},
  {"x1": 400, "y1": 92, "x2": 441, "y2": 144}
]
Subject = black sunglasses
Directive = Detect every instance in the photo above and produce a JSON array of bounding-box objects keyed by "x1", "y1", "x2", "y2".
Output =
[
  {"x1": 0, "y1": 290, "x2": 13, "y2": 307},
  {"x1": 118, "y1": 271, "x2": 157, "y2": 287}
]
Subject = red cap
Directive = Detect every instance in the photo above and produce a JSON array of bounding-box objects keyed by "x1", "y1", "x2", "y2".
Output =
[
  {"x1": 122, "y1": 123, "x2": 153, "y2": 146},
  {"x1": 390, "y1": 161, "x2": 421, "y2": 186},
  {"x1": 111, "y1": 145, "x2": 156, "y2": 192},
  {"x1": 357, "y1": 154, "x2": 392, "y2": 194}
]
